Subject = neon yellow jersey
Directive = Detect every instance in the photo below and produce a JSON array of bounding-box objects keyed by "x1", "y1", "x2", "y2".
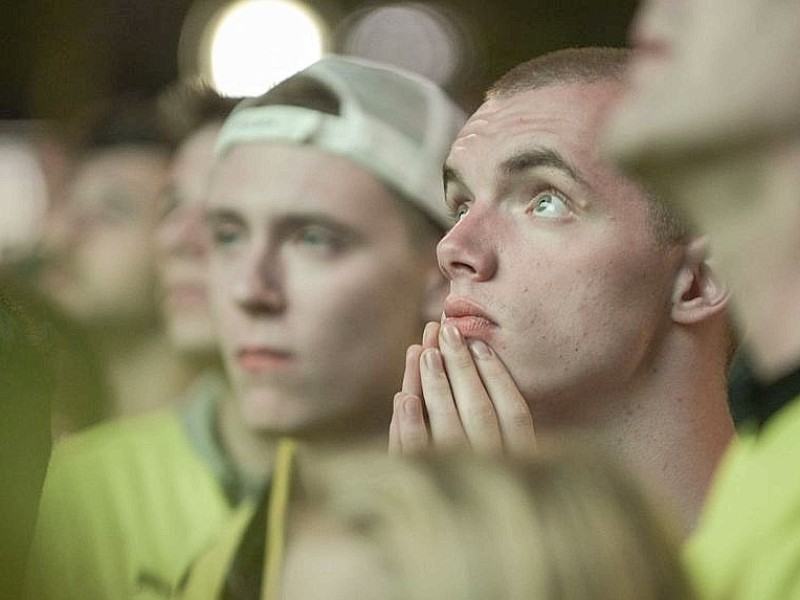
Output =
[
  {"x1": 176, "y1": 439, "x2": 297, "y2": 600},
  {"x1": 686, "y1": 396, "x2": 800, "y2": 600},
  {"x1": 26, "y1": 375, "x2": 241, "y2": 600}
]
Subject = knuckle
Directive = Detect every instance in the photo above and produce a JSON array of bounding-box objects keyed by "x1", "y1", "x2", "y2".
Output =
[
  {"x1": 509, "y1": 410, "x2": 534, "y2": 431},
  {"x1": 451, "y1": 351, "x2": 474, "y2": 370},
  {"x1": 466, "y1": 405, "x2": 499, "y2": 427}
]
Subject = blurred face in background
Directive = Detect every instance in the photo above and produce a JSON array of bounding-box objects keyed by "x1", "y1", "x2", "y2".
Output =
[
  {"x1": 40, "y1": 146, "x2": 168, "y2": 328},
  {"x1": 206, "y1": 142, "x2": 441, "y2": 437},
  {"x1": 155, "y1": 124, "x2": 221, "y2": 356}
]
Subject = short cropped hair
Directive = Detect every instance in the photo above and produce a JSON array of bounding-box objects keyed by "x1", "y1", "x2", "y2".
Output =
[
  {"x1": 488, "y1": 47, "x2": 629, "y2": 100},
  {"x1": 489, "y1": 47, "x2": 688, "y2": 246}
]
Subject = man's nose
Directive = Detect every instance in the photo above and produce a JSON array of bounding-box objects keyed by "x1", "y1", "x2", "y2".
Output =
[
  {"x1": 436, "y1": 206, "x2": 498, "y2": 282},
  {"x1": 231, "y1": 246, "x2": 286, "y2": 314}
]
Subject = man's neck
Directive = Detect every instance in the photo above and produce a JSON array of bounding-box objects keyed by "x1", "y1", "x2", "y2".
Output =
[
  {"x1": 216, "y1": 394, "x2": 388, "y2": 485},
  {"x1": 598, "y1": 375, "x2": 732, "y2": 536},
  {"x1": 539, "y1": 330, "x2": 734, "y2": 536}
]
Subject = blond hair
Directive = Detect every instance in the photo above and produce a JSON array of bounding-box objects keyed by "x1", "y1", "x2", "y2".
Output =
[{"x1": 290, "y1": 444, "x2": 694, "y2": 600}]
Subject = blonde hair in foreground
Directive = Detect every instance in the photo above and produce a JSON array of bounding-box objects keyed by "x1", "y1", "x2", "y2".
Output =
[{"x1": 286, "y1": 445, "x2": 694, "y2": 600}]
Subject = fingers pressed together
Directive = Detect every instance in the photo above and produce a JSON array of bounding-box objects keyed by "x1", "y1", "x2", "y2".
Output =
[{"x1": 389, "y1": 321, "x2": 535, "y2": 457}]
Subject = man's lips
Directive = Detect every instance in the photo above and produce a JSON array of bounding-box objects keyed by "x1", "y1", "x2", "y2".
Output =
[
  {"x1": 443, "y1": 298, "x2": 497, "y2": 337},
  {"x1": 236, "y1": 347, "x2": 293, "y2": 372}
]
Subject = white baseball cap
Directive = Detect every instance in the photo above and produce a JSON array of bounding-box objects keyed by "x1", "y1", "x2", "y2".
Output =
[{"x1": 215, "y1": 55, "x2": 467, "y2": 227}]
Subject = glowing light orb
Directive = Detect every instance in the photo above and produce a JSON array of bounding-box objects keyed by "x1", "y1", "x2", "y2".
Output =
[
  {"x1": 207, "y1": 0, "x2": 326, "y2": 97},
  {"x1": 341, "y1": 3, "x2": 466, "y2": 86}
]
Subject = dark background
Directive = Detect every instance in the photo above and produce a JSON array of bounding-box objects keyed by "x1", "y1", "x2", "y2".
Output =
[{"x1": 1, "y1": 0, "x2": 639, "y2": 120}]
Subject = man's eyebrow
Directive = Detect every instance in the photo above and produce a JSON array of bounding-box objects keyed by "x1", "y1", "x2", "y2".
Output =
[
  {"x1": 501, "y1": 148, "x2": 588, "y2": 188},
  {"x1": 205, "y1": 208, "x2": 358, "y2": 239}
]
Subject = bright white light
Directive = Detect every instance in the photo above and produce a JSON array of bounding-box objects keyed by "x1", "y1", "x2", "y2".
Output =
[{"x1": 208, "y1": 0, "x2": 326, "y2": 97}]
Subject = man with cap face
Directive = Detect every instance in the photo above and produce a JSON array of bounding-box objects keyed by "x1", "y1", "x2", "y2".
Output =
[
  {"x1": 206, "y1": 57, "x2": 463, "y2": 481},
  {"x1": 209, "y1": 146, "x2": 442, "y2": 437},
  {"x1": 603, "y1": 3, "x2": 800, "y2": 599}
]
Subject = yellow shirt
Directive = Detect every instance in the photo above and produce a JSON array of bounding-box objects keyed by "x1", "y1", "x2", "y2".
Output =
[
  {"x1": 686, "y1": 396, "x2": 800, "y2": 599},
  {"x1": 26, "y1": 375, "x2": 238, "y2": 600}
]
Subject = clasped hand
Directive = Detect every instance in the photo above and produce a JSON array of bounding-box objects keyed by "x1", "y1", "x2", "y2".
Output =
[{"x1": 389, "y1": 321, "x2": 536, "y2": 457}]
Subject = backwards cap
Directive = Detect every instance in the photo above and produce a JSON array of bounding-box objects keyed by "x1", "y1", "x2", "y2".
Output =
[{"x1": 216, "y1": 55, "x2": 467, "y2": 227}]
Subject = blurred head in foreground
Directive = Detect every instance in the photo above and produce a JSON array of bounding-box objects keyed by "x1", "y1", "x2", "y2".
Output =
[
  {"x1": 604, "y1": 0, "x2": 800, "y2": 376},
  {"x1": 284, "y1": 446, "x2": 694, "y2": 600},
  {"x1": 605, "y1": 0, "x2": 800, "y2": 169}
]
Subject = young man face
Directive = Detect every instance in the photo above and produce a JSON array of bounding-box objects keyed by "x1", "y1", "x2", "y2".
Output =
[
  {"x1": 439, "y1": 81, "x2": 683, "y2": 423},
  {"x1": 206, "y1": 143, "x2": 440, "y2": 435},
  {"x1": 155, "y1": 124, "x2": 221, "y2": 356},
  {"x1": 40, "y1": 147, "x2": 167, "y2": 327}
]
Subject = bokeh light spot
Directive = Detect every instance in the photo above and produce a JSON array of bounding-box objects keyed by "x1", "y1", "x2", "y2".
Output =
[
  {"x1": 206, "y1": 0, "x2": 326, "y2": 97},
  {"x1": 341, "y1": 3, "x2": 465, "y2": 86}
]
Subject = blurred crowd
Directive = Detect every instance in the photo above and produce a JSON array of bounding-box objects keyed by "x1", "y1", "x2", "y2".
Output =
[{"x1": 3, "y1": 1, "x2": 800, "y2": 599}]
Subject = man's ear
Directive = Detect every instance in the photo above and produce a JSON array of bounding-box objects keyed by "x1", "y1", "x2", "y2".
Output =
[
  {"x1": 421, "y1": 267, "x2": 448, "y2": 323},
  {"x1": 671, "y1": 237, "x2": 730, "y2": 325}
]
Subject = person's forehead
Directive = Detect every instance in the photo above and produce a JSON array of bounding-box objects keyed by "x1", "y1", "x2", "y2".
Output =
[
  {"x1": 212, "y1": 142, "x2": 380, "y2": 182},
  {"x1": 470, "y1": 82, "x2": 616, "y2": 134},
  {"x1": 447, "y1": 82, "x2": 623, "y2": 186},
  {"x1": 208, "y1": 143, "x2": 407, "y2": 226}
]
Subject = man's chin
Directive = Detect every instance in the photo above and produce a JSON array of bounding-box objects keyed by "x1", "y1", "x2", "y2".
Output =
[{"x1": 240, "y1": 401, "x2": 315, "y2": 435}]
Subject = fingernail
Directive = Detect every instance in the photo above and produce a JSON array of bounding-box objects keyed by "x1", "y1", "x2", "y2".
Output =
[
  {"x1": 422, "y1": 322, "x2": 439, "y2": 347},
  {"x1": 423, "y1": 349, "x2": 443, "y2": 372},
  {"x1": 440, "y1": 323, "x2": 461, "y2": 347},
  {"x1": 469, "y1": 340, "x2": 492, "y2": 359},
  {"x1": 403, "y1": 395, "x2": 421, "y2": 418}
]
